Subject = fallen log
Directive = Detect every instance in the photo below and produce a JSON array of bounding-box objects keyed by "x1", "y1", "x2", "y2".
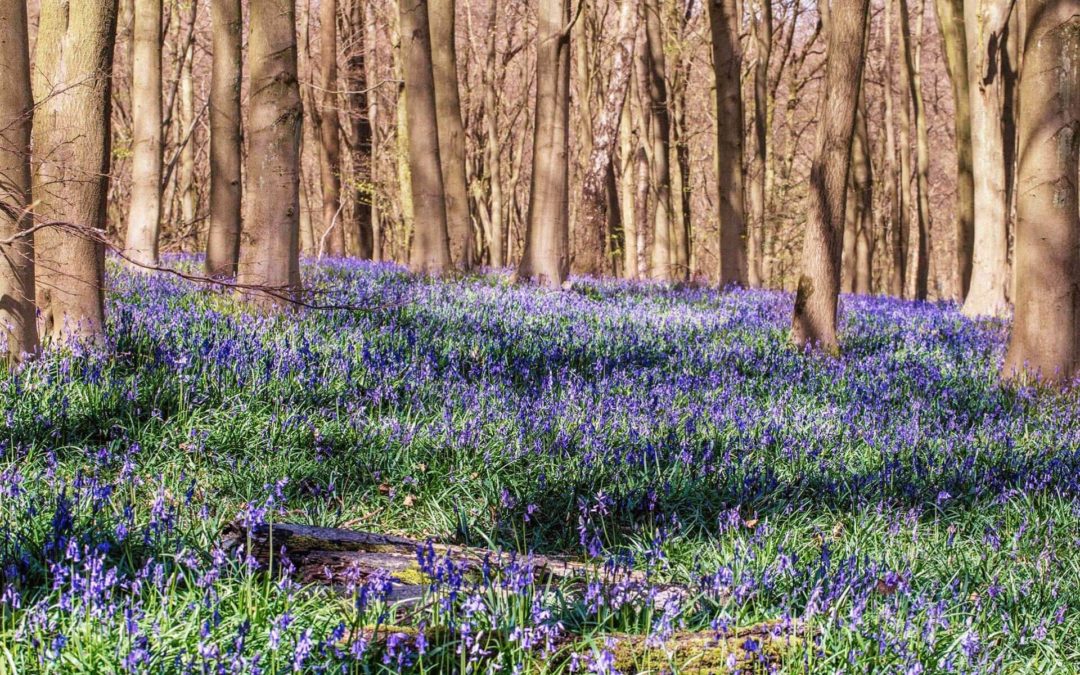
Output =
[{"x1": 223, "y1": 522, "x2": 656, "y2": 591}]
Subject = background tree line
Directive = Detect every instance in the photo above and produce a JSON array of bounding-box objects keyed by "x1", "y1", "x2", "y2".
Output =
[{"x1": 0, "y1": 0, "x2": 1078, "y2": 381}]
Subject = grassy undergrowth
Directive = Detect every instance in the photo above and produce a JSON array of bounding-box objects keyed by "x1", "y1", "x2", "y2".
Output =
[{"x1": 1, "y1": 256, "x2": 1079, "y2": 672}]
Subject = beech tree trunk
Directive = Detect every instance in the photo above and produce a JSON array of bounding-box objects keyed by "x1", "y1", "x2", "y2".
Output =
[
  {"x1": 935, "y1": 0, "x2": 974, "y2": 299},
  {"x1": 644, "y1": 0, "x2": 673, "y2": 282},
  {"x1": 430, "y1": 0, "x2": 474, "y2": 269},
  {"x1": 708, "y1": 0, "x2": 747, "y2": 286},
  {"x1": 399, "y1": 0, "x2": 453, "y2": 274},
  {"x1": 206, "y1": 0, "x2": 243, "y2": 279},
  {"x1": 124, "y1": 0, "x2": 162, "y2": 267},
  {"x1": 790, "y1": 0, "x2": 870, "y2": 352},
  {"x1": 1003, "y1": 0, "x2": 1080, "y2": 382},
  {"x1": 0, "y1": 0, "x2": 38, "y2": 360},
  {"x1": 31, "y1": 0, "x2": 118, "y2": 344},
  {"x1": 343, "y1": 0, "x2": 374, "y2": 259},
  {"x1": 884, "y1": 0, "x2": 905, "y2": 297},
  {"x1": 962, "y1": 0, "x2": 1013, "y2": 317},
  {"x1": 748, "y1": 0, "x2": 772, "y2": 288},
  {"x1": 518, "y1": 0, "x2": 571, "y2": 287},
  {"x1": 853, "y1": 103, "x2": 874, "y2": 295},
  {"x1": 481, "y1": 2, "x2": 504, "y2": 268},
  {"x1": 619, "y1": 101, "x2": 639, "y2": 279},
  {"x1": 178, "y1": 6, "x2": 197, "y2": 234},
  {"x1": 236, "y1": 0, "x2": 303, "y2": 306},
  {"x1": 904, "y1": 0, "x2": 931, "y2": 300},
  {"x1": 575, "y1": 0, "x2": 637, "y2": 278},
  {"x1": 317, "y1": 0, "x2": 345, "y2": 257}
]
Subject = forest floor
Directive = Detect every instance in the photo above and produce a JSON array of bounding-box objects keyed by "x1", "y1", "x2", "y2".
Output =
[{"x1": 1, "y1": 256, "x2": 1079, "y2": 673}]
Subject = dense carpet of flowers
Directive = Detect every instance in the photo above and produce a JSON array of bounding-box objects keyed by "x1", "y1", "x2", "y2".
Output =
[{"x1": 1, "y1": 255, "x2": 1079, "y2": 673}]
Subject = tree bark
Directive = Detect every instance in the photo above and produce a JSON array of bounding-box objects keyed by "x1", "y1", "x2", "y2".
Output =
[
  {"x1": 708, "y1": 0, "x2": 747, "y2": 287},
  {"x1": 343, "y1": 0, "x2": 374, "y2": 259},
  {"x1": 883, "y1": 0, "x2": 905, "y2": 297},
  {"x1": 430, "y1": 0, "x2": 474, "y2": 269},
  {"x1": 0, "y1": 0, "x2": 39, "y2": 360},
  {"x1": 178, "y1": 4, "x2": 197, "y2": 235},
  {"x1": 124, "y1": 0, "x2": 162, "y2": 267},
  {"x1": 791, "y1": 0, "x2": 870, "y2": 352},
  {"x1": 206, "y1": 0, "x2": 243, "y2": 279},
  {"x1": 619, "y1": 100, "x2": 639, "y2": 279},
  {"x1": 902, "y1": 0, "x2": 931, "y2": 300},
  {"x1": 32, "y1": 0, "x2": 118, "y2": 344},
  {"x1": 961, "y1": 0, "x2": 1013, "y2": 317},
  {"x1": 576, "y1": 0, "x2": 637, "y2": 279},
  {"x1": 518, "y1": 0, "x2": 571, "y2": 287},
  {"x1": 853, "y1": 102, "x2": 874, "y2": 295},
  {"x1": 1003, "y1": 0, "x2": 1080, "y2": 382},
  {"x1": 748, "y1": 0, "x2": 772, "y2": 288},
  {"x1": 643, "y1": 0, "x2": 674, "y2": 282},
  {"x1": 399, "y1": 0, "x2": 453, "y2": 274},
  {"x1": 481, "y1": 1, "x2": 504, "y2": 268},
  {"x1": 934, "y1": 0, "x2": 974, "y2": 299},
  {"x1": 237, "y1": 0, "x2": 303, "y2": 307},
  {"x1": 317, "y1": 0, "x2": 345, "y2": 257}
]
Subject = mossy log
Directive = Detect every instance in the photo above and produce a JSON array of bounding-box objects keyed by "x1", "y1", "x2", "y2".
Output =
[{"x1": 224, "y1": 522, "x2": 656, "y2": 592}]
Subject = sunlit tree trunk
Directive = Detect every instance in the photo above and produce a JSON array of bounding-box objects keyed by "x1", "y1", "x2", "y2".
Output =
[
  {"x1": 935, "y1": 0, "x2": 974, "y2": 299},
  {"x1": 317, "y1": 0, "x2": 345, "y2": 257},
  {"x1": 748, "y1": 0, "x2": 771, "y2": 288},
  {"x1": 619, "y1": 101, "x2": 639, "y2": 279},
  {"x1": 708, "y1": 0, "x2": 747, "y2": 286},
  {"x1": 791, "y1": 0, "x2": 870, "y2": 352},
  {"x1": 642, "y1": 0, "x2": 672, "y2": 281},
  {"x1": 430, "y1": 0, "x2": 474, "y2": 269},
  {"x1": 124, "y1": 0, "x2": 162, "y2": 267},
  {"x1": 206, "y1": 0, "x2": 243, "y2": 278},
  {"x1": 884, "y1": 0, "x2": 905, "y2": 297},
  {"x1": 518, "y1": 0, "x2": 571, "y2": 287},
  {"x1": 962, "y1": 0, "x2": 1012, "y2": 317},
  {"x1": 400, "y1": 0, "x2": 453, "y2": 274},
  {"x1": 853, "y1": 102, "x2": 874, "y2": 295},
  {"x1": 576, "y1": 0, "x2": 637, "y2": 278},
  {"x1": 1003, "y1": 0, "x2": 1080, "y2": 382},
  {"x1": 178, "y1": 4, "x2": 197, "y2": 236},
  {"x1": 32, "y1": 0, "x2": 118, "y2": 344},
  {"x1": 0, "y1": 0, "x2": 39, "y2": 360},
  {"x1": 237, "y1": 0, "x2": 303, "y2": 306},
  {"x1": 343, "y1": 0, "x2": 374, "y2": 259}
]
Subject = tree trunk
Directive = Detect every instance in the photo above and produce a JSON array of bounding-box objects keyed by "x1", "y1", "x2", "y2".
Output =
[
  {"x1": 343, "y1": 0, "x2": 374, "y2": 259},
  {"x1": 576, "y1": 0, "x2": 637, "y2": 279},
  {"x1": 518, "y1": 0, "x2": 571, "y2": 287},
  {"x1": 32, "y1": 0, "x2": 117, "y2": 344},
  {"x1": 935, "y1": 0, "x2": 974, "y2": 299},
  {"x1": 430, "y1": 0, "x2": 474, "y2": 269},
  {"x1": 791, "y1": 0, "x2": 870, "y2": 352},
  {"x1": 124, "y1": 0, "x2": 162, "y2": 267},
  {"x1": 747, "y1": 0, "x2": 771, "y2": 288},
  {"x1": 178, "y1": 5, "x2": 197, "y2": 234},
  {"x1": 643, "y1": 0, "x2": 673, "y2": 282},
  {"x1": 206, "y1": 0, "x2": 243, "y2": 279},
  {"x1": 884, "y1": 0, "x2": 905, "y2": 297},
  {"x1": 399, "y1": 0, "x2": 453, "y2": 274},
  {"x1": 853, "y1": 102, "x2": 874, "y2": 295},
  {"x1": 901, "y1": 0, "x2": 931, "y2": 300},
  {"x1": 1003, "y1": 0, "x2": 1080, "y2": 382},
  {"x1": 708, "y1": 0, "x2": 747, "y2": 286},
  {"x1": 961, "y1": 0, "x2": 1013, "y2": 317},
  {"x1": 481, "y1": 2, "x2": 504, "y2": 268},
  {"x1": 237, "y1": 0, "x2": 303, "y2": 307},
  {"x1": 0, "y1": 0, "x2": 39, "y2": 360},
  {"x1": 619, "y1": 101, "x2": 639, "y2": 279},
  {"x1": 317, "y1": 0, "x2": 345, "y2": 257}
]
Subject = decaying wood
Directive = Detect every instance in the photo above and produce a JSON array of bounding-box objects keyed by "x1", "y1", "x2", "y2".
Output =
[{"x1": 225, "y1": 522, "x2": 653, "y2": 592}]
